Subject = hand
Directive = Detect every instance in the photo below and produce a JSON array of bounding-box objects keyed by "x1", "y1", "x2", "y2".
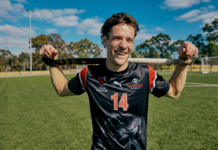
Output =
[
  {"x1": 179, "y1": 41, "x2": 198, "y2": 59},
  {"x1": 39, "y1": 44, "x2": 58, "y2": 60}
]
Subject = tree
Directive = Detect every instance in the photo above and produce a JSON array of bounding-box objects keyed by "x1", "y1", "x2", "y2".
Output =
[
  {"x1": 79, "y1": 53, "x2": 90, "y2": 58},
  {"x1": 7, "y1": 55, "x2": 22, "y2": 72},
  {"x1": 73, "y1": 38, "x2": 103, "y2": 58},
  {"x1": 135, "y1": 39, "x2": 160, "y2": 58},
  {"x1": 153, "y1": 33, "x2": 171, "y2": 58},
  {"x1": 135, "y1": 39, "x2": 152, "y2": 58},
  {"x1": 201, "y1": 41, "x2": 218, "y2": 57},
  {"x1": 32, "y1": 52, "x2": 46, "y2": 70},
  {"x1": 169, "y1": 39, "x2": 184, "y2": 59},
  {"x1": 135, "y1": 33, "x2": 171, "y2": 59},
  {"x1": 49, "y1": 33, "x2": 67, "y2": 59},
  {"x1": 0, "y1": 49, "x2": 12, "y2": 71},
  {"x1": 19, "y1": 52, "x2": 30, "y2": 71},
  {"x1": 202, "y1": 18, "x2": 218, "y2": 57},
  {"x1": 31, "y1": 34, "x2": 52, "y2": 52},
  {"x1": 67, "y1": 41, "x2": 75, "y2": 58},
  {"x1": 131, "y1": 50, "x2": 143, "y2": 58},
  {"x1": 202, "y1": 18, "x2": 218, "y2": 43}
]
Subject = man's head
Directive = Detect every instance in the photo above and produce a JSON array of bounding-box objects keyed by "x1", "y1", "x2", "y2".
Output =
[
  {"x1": 101, "y1": 13, "x2": 139, "y2": 40},
  {"x1": 101, "y1": 13, "x2": 139, "y2": 72}
]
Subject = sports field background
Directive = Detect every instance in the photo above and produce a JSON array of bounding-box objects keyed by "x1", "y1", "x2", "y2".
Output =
[
  {"x1": 1, "y1": 64, "x2": 218, "y2": 76},
  {"x1": 0, "y1": 72, "x2": 218, "y2": 149}
]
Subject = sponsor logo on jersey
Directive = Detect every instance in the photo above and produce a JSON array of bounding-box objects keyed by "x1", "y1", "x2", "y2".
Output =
[
  {"x1": 127, "y1": 78, "x2": 143, "y2": 89},
  {"x1": 132, "y1": 78, "x2": 138, "y2": 84},
  {"x1": 98, "y1": 76, "x2": 106, "y2": 86},
  {"x1": 97, "y1": 76, "x2": 108, "y2": 92},
  {"x1": 113, "y1": 81, "x2": 124, "y2": 89}
]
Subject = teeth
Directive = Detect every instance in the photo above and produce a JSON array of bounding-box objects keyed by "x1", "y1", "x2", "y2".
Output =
[{"x1": 116, "y1": 52, "x2": 125, "y2": 56}]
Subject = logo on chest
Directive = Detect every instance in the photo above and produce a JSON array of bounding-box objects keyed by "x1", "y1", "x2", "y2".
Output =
[
  {"x1": 113, "y1": 81, "x2": 124, "y2": 89},
  {"x1": 96, "y1": 76, "x2": 108, "y2": 92},
  {"x1": 127, "y1": 78, "x2": 143, "y2": 89},
  {"x1": 98, "y1": 76, "x2": 106, "y2": 86}
]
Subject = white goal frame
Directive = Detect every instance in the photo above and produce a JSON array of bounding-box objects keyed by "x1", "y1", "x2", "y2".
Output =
[
  {"x1": 202, "y1": 56, "x2": 218, "y2": 73},
  {"x1": 76, "y1": 65, "x2": 87, "y2": 73}
]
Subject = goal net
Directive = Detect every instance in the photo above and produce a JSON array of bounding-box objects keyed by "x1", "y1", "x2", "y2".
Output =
[
  {"x1": 202, "y1": 57, "x2": 218, "y2": 73},
  {"x1": 76, "y1": 65, "x2": 87, "y2": 73}
]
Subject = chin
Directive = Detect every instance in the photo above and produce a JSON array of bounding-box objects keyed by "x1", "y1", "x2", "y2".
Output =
[{"x1": 114, "y1": 57, "x2": 128, "y2": 66}]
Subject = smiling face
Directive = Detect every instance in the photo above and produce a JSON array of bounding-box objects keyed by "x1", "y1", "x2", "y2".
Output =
[{"x1": 103, "y1": 23, "x2": 135, "y2": 72}]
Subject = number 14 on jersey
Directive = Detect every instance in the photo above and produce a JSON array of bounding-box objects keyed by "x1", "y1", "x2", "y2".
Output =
[{"x1": 111, "y1": 93, "x2": 129, "y2": 111}]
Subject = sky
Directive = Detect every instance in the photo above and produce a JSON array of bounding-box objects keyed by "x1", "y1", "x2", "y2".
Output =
[{"x1": 0, "y1": 0, "x2": 218, "y2": 57}]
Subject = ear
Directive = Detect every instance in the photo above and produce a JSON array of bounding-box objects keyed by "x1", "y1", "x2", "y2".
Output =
[{"x1": 102, "y1": 35, "x2": 107, "y2": 48}]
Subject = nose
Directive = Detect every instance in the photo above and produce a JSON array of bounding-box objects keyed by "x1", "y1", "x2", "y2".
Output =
[{"x1": 119, "y1": 39, "x2": 127, "y2": 49}]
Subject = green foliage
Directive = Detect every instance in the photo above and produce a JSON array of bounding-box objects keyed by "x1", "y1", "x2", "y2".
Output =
[
  {"x1": 79, "y1": 53, "x2": 90, "y2": 58},
  {"x1": 0, "y1": 49, "x2": 12, "y2": 71},
  {"x1": 202, "y1": 18, "x2": 218, "y2": 43},
  {"x1": 73, "y1": 38, "x2": 103, "y2": 58},
  {"x1": 0, "y1": 35, "x2": 104, "y2": 72},
  {"x1": 32, "y1": 52, "x2": 46, "y2": 70},
  {"x1": 136, "y1": 33, "x2": 171, "y2": 58},
  {"x1": 49, "y1": 33, "x2": 68, "y2": 59},
  {"x1": 7, "y1": 55, "x2": 22, "y2": 71},
  {"x1": 201, "y1": 40, "x2": 218, "y2": 57},
  {"x1": 131, "y1": 50, "x2": 143, "y2": 58},
  {"x1": 31, "y1": 34, "x2": 52, "y2": 52}
]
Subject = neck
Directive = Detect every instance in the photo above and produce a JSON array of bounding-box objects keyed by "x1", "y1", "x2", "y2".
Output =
[{"x1": 105, "y1": 60, "x2": 128, "y2": 72}]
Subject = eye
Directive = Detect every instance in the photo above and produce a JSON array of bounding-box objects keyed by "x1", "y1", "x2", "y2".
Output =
[{"x1": 128, "y1": 39, "x2": 134, "y2": 43}]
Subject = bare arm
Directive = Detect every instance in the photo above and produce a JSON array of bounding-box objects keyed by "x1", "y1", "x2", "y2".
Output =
[
  {"x1": 50, "y1": 66, "x2": 75, "y2": 97},
  {"x1": 166, "y1": 63, "x2": 188, "y2": 98},
  {"x1": 165, "y1": 42, "x2": 198, "y2": 98},
  {"x1": 40, "y1": 44, "x2": 75, "y2": 97}
]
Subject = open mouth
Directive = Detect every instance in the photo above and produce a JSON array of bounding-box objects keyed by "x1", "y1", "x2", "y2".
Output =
[{"x1": 115, "y1": 51, "x2": 127, "y2": 56}]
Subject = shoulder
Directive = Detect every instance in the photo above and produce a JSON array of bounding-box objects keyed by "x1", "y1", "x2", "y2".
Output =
[
  {"x1": 85, "y1": 64, "x2": 106, "y2": 77},
  {"x1": 128, "y1": 62, "x2": 149, "y2": 72}
]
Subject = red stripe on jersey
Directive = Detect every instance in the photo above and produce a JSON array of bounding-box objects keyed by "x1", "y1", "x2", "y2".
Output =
[
  {"x1": 79, "y1": 67, "x2": 88, "y2": 91},
  {"x1": 148, "y1": 64, "x2": 156, "y2": 93}
]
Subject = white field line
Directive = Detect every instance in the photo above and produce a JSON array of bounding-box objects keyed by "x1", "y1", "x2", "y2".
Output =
[{"x1": 185, "y1": 82, "x2": 218, "y2": 87}]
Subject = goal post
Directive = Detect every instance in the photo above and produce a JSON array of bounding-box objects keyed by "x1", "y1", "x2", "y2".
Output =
[
  {"x1": 76, "y1": 65, "x2": 87, "y2": 73},
  {"x1": 202, "y1": 56, "x2": 218, "y2": 73}
]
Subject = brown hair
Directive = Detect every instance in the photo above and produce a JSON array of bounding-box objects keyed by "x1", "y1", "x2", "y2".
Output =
[{"x1": 101, "y1": 12, "x2": 139, "y2": 40}]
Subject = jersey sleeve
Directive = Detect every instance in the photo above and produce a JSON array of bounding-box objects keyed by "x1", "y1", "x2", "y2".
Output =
[
  {"x1": 67, "y1": 67, "x2": 88, "y2": 95},
  {"x1": 148, "y1": 65, "x2": 170, "y2": 98}
]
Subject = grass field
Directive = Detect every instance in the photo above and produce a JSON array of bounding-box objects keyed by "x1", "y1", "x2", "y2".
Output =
[{"x1": 0, "y1": 72, "x2": 218, "y2": 150}]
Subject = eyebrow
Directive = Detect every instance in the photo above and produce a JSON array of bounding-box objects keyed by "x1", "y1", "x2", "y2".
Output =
[{"x1": 112, "y1": 35, "x2": 134, "y2": 39}]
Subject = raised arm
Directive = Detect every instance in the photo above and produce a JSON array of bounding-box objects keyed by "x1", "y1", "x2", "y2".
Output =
[
  {"x1": 165, "y1": 41, "x2": 198, "y2": 98},
  {"x1": 40, "y1": 44, "x2": 75, "y2": 97}
]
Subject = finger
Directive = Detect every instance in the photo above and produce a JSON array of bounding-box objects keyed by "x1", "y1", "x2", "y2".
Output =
[
  {"x1": 44, "y1": 50, "x2": 51, "y2": 58},
  {"x1": 186, "y1": 42, "x2": 192, "y2": 56},
  {"x1": 182, "y1": 42, "x2": 190, "y2": 58},
  {"x1": 40, "y1": 47, "x2": 44, "y2": 56},
  {"x1": 44, "y1": 45, "x2": 52, "y2": 56}
]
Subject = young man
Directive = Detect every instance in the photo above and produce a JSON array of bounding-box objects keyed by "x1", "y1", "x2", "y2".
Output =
[{"x1": 40, "y1": 13, "x2": 198, "y2": 150}]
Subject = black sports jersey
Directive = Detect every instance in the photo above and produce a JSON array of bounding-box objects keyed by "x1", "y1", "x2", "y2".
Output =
[{"x1": 68, "y1": 62, "x2": 170, "y2": 150}]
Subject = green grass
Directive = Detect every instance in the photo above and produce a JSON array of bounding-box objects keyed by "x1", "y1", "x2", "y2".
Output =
[{"x1": 0, "y1": 72, "x2": 218, "y2": 150}]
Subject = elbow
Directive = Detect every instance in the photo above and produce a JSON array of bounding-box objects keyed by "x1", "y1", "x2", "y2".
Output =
[
  {"x1": 172, "y1": 93, "x2": 181, "y2": 99},
  {"x1": 56, "y1": 82, "x2": 68, "y2": 97},
  {"x1": 56, "y1": 89, "x2": 65, "y2": 97},
  {"x1": 167, "y1": 88, "x2": 181, "y2": 99},
  {"x1": 58, "y1": 91, "x2": 67, "y2": 97},
  {"x1": 172, "y1": 90, "x2": 181, "y2": 99}
]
